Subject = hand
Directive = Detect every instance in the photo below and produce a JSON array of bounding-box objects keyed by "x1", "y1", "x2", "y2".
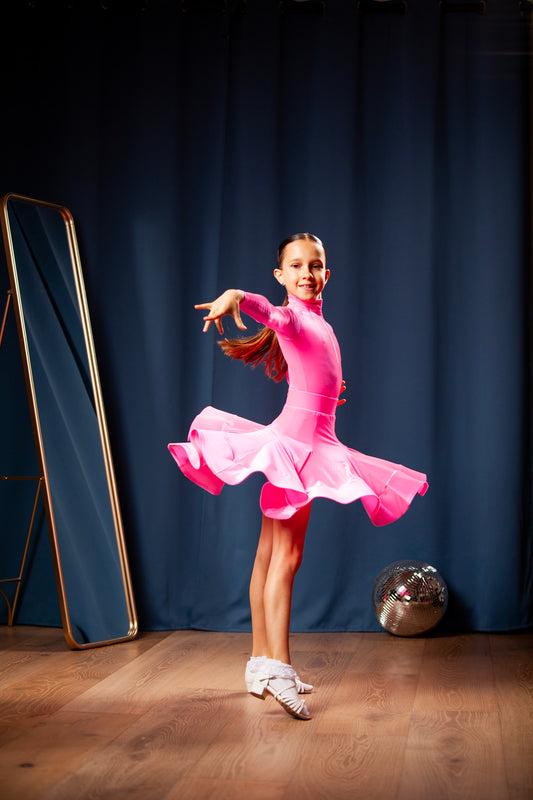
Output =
[
  {"x1": 337, "y1": 380, "x2": 347, "y2": 406},
  {"x1": 195, "y1": 289, "x2": 247, "y2": 335}
]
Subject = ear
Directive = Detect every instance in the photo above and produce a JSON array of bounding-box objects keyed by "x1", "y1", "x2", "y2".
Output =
[
  {"x1": 273, "y1": 267, "x2": 285, "y2": 286},
  {"x1": 324, "y1": 269, "x2": 331, "y2": 283}
]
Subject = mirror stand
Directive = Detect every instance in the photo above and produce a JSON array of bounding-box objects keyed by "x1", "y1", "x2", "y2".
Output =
[
  {"x1": 0, "y1": 290, "x2": 44, "y2": 626},
  {"x1": 0, "y1": 476, "x2": 43, "y2": 626}
]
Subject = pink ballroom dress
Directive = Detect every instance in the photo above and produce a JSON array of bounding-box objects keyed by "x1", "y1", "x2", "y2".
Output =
[{"x1": 168, "y1": 292, "x2": 428, "y2": 524}]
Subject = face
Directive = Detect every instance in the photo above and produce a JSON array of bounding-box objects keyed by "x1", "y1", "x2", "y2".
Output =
[{"x1": 274, "y1": 239, "x2": 330, "y2": 301}]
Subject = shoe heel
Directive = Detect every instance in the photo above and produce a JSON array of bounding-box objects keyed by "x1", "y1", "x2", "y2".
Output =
[{"x1": 249, "y1": 674, "x2": 267, "y2": 699}]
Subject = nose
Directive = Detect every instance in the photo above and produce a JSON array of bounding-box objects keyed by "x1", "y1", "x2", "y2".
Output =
[{"x1": 301, "y1": 263, "x2": 312, "y2": 279}]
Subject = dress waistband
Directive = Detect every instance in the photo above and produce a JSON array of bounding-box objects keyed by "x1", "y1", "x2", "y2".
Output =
[{"x1": 285, "y1": 387, "x2": 338, "y2": 415}]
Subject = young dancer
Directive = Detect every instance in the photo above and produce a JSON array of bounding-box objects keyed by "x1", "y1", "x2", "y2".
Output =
[{"x1": 168, "y1": 233, "x2": 427, "y2": 720}]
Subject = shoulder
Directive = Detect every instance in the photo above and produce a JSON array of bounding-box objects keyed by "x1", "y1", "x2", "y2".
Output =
[{"x1": 240, "y1": 292, "x2": 300, "y2": 336}]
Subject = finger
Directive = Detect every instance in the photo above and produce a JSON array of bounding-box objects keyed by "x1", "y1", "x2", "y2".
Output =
[
  {"x1": 233, "y1": 311, "x2": 247, "y2": 331},
  {"x1": 195, "y1": 302, "x2": 213, "y2": 310},
  {"x1": 337, "y1": 398, "x2": 346, "y2": 406},
  {"x1": 215, "y1": 318, "x2": 224, "y2": 335}
]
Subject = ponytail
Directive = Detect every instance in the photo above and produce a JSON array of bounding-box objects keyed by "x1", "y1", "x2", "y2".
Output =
[{"x1": 218, "y1": 296, "x2": 288, "y2": 383}]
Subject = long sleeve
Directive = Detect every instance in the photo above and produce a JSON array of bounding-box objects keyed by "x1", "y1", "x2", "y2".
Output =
[{"x1": 239, "y1": 292, "x2": 300, "y2": 338}]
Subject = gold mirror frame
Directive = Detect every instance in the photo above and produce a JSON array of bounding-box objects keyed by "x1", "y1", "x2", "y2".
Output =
[{"x1": 0, "y1": 193, "x2": 137, "y2": 648}]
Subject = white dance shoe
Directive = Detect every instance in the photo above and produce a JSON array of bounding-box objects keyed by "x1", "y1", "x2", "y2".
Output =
[
  {"x1": 245, "y1": 656, "x2": 314, "y2": 694},
  {"x1": 245, "y1": 658, "x2": 311, "y2": 720},
  {"x1": 245, "y1": 657, "x2": 313, "y2": 695}
]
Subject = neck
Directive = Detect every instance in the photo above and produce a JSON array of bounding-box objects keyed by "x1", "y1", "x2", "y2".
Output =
[{"x1": 287, "y1": 294, "x2": 323, "y2": 312}]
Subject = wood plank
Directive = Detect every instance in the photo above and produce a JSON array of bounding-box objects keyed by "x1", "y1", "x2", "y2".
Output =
[
  {"x1": 0, "y1": 710, "x2": 137, "y2": 800},
  {"x1": 490, "y1": 633, "x2": 533, "y2": 800},
  {"x1": 62, "y1": 630, "x2": 249, "y2": 714},
  {"x1": 162, "y1": 631, "x2": 254, "y2": 692},
  {"x1": 488, "y1": 631, "x2": 533, "y2": 660},
  {"x1": 285, "y1": 631, "x2": 364, "y2": 691},
  {"x1": 316, "y1": 634, "x2": 423, "y2": 736},
  {"x1": 184, "y1": 692, "x2": 315, "y2": 784},
  {"x1": 286, "y1": 732, "x2": 406, "y2": 800},
  {"x1": 0, "y1": 632, "x2": 169, "y2": 727},
  {"x1": 398, "y1": 711, "x2": 509, "y2": 800},
  {"x1": 286, "y1": 631, "x2": 363, "y2": 654},
  {"x1": 343, "y1": 630, "x2": 425, "y2": 676},
  {"x1": 0, "y1": 627, "x2": 68, "y2": 689},
  {"x1": 0, "y1": 630, "x2": 167, "y2": 691},
  {"x1": 0, "y1": 625, "x2": 65, "y2": 652},
  {"x1": 164, "y1": 777, "x2": 288, "y2": 800},
  {"x1": 39, "y1": 688, "x2": 246, "y2": 800},
  {"x1": 413, "y1": 634, "x2": 498, "y2": 712},
  {"x1": 0, "y1": 725, "x2": 25, "y2": 749},
  {"x1": 317, "y1": 671, "x2": 416, "y2": 737},
  {"x1": 287, "y1": 645, "x2": 358, "y2": 703}
]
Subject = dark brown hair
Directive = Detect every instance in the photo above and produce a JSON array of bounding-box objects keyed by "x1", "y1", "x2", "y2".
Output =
[{"x1": 218, "y1": 233, "x2": 326, "y2": 382}]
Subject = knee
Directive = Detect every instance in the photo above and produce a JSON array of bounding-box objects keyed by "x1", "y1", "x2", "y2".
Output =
[
  {"x1": 271, "y1": 510, "x2": 309, "y2": 577},
  {"x1": 272, "y1": 545, "x2": 304, "y2": 577},
  {"x1": 289, "y1": 552, "x2": 304, "y2": 576}
]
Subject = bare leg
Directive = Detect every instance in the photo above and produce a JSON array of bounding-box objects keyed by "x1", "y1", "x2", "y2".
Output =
[
  {"x1": 263, "y1": 503, "x2": 312, "y2": 664},
  {"x1": 249, "y1": 514, "x2": 273, "y2": 658},
  {"x1": 247, "y1": 504, "x2": 313, "y2": 719}
]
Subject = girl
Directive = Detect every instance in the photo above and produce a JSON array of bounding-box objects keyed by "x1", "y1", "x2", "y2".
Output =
[{"x1": 168, "y1": 233, "x2": 427, "y2": 720}]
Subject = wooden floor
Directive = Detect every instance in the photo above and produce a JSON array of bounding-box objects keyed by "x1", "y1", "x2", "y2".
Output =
[{"x1": 0, "y1": 626, "x2": 532, "y2": 800}]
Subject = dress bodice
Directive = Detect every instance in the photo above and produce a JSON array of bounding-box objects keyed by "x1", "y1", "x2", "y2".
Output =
[{"x1": 239, "y1": 292, "x2": 342, "y2": 399}]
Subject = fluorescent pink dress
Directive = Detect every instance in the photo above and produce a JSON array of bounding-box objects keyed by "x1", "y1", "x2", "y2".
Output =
[{"x1": 168, "y1": 292, "x2": 428, "y2": 524}]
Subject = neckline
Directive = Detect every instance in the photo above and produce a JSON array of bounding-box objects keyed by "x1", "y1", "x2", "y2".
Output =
[{"x1": 287, "y1": 294, "x2": 323, "y2": 315}]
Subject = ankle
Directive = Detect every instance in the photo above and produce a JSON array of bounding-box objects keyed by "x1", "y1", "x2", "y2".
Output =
[
  {"x1": 246, "y1": 656, "x2": 266, "y2": 674},
  {"x1": 264, "y1": 658, "x2": 296, "y2": 679}
]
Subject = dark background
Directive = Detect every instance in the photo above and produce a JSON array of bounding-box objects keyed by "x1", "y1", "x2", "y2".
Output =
[{"x1": 0, "y1": 0, "x2": 531, "y2": 634}]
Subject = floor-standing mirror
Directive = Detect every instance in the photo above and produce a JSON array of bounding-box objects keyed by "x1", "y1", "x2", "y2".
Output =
[{"x1": 0, "y1": 193, "x2": 137, "y2": 648}]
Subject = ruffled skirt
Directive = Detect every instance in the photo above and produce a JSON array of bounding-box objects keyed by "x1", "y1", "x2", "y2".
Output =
[{"x1": 168, "y1": 387, "x2": 428, "y2": 525}]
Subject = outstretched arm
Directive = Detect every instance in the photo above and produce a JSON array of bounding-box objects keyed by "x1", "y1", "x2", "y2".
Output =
[{"x1": 195, "y1": 289, "x2": 247, "y2": 335}]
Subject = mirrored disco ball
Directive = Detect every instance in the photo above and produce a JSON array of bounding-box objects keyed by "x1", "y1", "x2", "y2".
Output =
[{"x1": 372, "y1": 560, "x2": 448, "y2": 636}]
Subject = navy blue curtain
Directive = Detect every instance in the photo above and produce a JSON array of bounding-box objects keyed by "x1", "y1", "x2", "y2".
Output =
[{"x1": 0, "y1": 0, "x2": 531, "y2": 633}]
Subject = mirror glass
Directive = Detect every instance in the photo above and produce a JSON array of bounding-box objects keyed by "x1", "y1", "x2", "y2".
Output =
[{"x1": 1, "y1": 194, "x2": 137, "y2": 647}]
